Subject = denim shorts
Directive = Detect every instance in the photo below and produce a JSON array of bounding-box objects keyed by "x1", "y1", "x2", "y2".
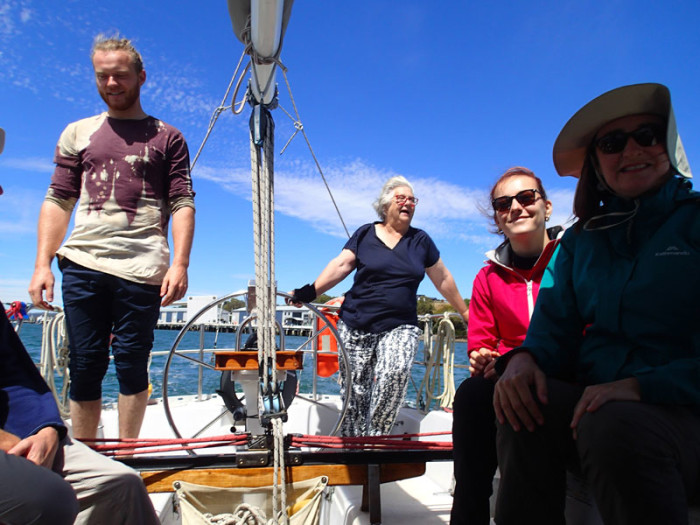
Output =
[{"x1": 60, "y1": 258, "x2": 161, "y2": 400}]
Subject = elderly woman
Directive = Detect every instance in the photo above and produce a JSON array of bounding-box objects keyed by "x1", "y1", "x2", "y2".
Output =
[
  {"x1": 493, "y1": 83, "x2": 698, "y2": 524},
  {"x1": 290, "y1": 175, "x2": 469, "y2": 436},
  {"x1": 451, "y1": 167, "x2": 562, "y2": 525}
]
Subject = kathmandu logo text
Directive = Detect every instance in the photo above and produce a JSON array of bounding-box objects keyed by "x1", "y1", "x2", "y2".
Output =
[{"x1": 655, "y1": 245, "x2": 690, "y2": 257}]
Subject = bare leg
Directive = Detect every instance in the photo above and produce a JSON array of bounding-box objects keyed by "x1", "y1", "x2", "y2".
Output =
[
  {"x1": 118, "y1": 389, "x2": 149, "y2": 439},
  {"x1": 70, "y1": 399, "x2": 102, "y2": 440}
]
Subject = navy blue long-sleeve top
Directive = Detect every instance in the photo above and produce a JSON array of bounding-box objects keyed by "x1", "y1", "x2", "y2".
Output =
[{"x1": 0, "y1": 304, "x2": 66, "y2": 440}]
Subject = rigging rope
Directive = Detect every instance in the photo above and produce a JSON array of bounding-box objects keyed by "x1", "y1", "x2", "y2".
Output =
[
  {"x1": 190, "y1": 49, "x2": 250, "y2": 172},
  {"x1": 249, "y1": 89, "x2": 287, "y2": 524},
  {"x1": 271, "y1": 418, "x2": 288, "y2": 525}
]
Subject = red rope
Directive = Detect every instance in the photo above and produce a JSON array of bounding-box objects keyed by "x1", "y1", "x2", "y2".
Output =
[
  {"x1": 290, "y1": 432, "x2": 452, "y2": 450},
  {"x1": 86, "y1": 433, "x2": 248, "y2": 446},
  {"x1": 84, "y1": 433, "x2": 249, "y2": 456},
  {"x1": 84, "y1": 431, "x2": 453, "y2": 456},
  {"x1": 109, "y1": 441, "x2": 249, "y2": 457}
]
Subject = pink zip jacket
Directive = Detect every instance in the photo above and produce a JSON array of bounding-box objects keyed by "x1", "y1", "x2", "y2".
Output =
[{"x1": 467, "y1": 227, "x2": 562, "y2": 358}]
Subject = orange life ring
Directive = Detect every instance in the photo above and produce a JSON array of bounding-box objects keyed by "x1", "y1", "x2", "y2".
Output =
[{"x1": 315, "y1": 296, "x2": 344, "y2": 377}]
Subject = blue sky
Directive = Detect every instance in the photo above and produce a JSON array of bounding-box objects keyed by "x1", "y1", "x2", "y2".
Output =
[{"x1": 1, "y1": 1, "x2": 699, "y2": 306}]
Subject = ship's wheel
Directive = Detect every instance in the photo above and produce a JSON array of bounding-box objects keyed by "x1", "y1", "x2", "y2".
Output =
[{"x1": 161, "y1": 290, "x2": 350, "y2": 454}]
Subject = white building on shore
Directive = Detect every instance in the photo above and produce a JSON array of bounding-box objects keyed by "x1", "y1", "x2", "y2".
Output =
[{"x1": 157, "y1": 296, "x2": 317, "y2": 331}]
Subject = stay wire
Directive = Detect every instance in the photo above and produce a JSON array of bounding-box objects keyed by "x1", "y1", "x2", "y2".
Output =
[
  {"x1": 190, "y1": 48, "x2": 250, "y2": 172},
  {"x1": 278, "y1": 67, "x2": 351, "y2": 239}
]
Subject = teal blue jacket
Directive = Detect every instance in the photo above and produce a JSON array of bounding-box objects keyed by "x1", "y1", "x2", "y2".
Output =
[{"x1": 521, "y1": 176, "x2": 700, "y2": 407}]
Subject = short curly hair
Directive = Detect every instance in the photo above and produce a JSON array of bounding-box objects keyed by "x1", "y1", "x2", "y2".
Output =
[{"x1": 91, "y1": 34, "x2": 144, "y2": 74}]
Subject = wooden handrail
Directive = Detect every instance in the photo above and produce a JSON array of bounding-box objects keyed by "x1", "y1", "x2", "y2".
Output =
[{"x1": 141, "y1": 462, "x2": 425, "y2": 492}]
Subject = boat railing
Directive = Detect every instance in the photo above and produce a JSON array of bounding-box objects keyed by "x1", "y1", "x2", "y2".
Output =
[{"x1": 22, "y1": 301, "x2": 466, "y2": 419}]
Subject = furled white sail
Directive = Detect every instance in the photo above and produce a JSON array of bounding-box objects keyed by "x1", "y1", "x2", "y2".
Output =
[{"x1": 227, "y1": 0, "x2": 295, "y2": 104}]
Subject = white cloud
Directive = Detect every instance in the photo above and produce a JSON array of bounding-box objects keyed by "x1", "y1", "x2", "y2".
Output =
[
  {"x1": 0, "y1": 2, "x2": 16, "y2": 36},
  {"x1": 0, "y1": 186, "x2": 43, "y2": 234},
  {"x1": 194, "y1": 157, "x2": 532, "y2": 242},
  {"x1": 1, "y1": 156, "x2": 54, "y2": 173},
  {"x1": 144, "y1": 71, "x2": 220, "y2": 130},
  {"x1": 0, "y1": 278, "x2": 31, "y2": 305},
  {"x1": 547, "y1": 188, "x2": 576, "y2": 229}
]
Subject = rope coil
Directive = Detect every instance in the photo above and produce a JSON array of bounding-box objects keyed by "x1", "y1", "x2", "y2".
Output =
[
  {"x1": 204, "y1": 503, "x2": 277, "y2": 525},
  {"x1": 38, "y1": 309, "x2": 71, "y2": 419},
  {"x1": 416, "y1": 314, "x2": 457, "y2": 412}
]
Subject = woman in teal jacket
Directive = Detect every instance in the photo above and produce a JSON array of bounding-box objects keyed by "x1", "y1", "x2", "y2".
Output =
[{"x1": 493, "y1": 83, "x2": 700, "y2": 525}]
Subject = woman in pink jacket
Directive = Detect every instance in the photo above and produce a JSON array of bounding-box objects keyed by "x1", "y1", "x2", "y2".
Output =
[{"x1": 450, "y1": 167, "x2": 562, "y2": 525}]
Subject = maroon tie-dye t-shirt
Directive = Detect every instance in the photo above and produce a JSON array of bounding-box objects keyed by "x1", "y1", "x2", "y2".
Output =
[{"x1": 46, "y1": 113, "x2": 195, "y2": 285}]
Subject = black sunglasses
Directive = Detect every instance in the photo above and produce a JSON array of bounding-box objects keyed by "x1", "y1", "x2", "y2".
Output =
[
  {"x1": 492, "y1": 189, "x2": 541, "y2": 212},
  {"x1": 595, "y1": 123, "x2": 665, "y2": 155}
]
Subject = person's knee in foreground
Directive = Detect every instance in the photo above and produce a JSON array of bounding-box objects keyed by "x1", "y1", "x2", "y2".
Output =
[
  {"x1": 450, "y1": 167, "x2": 562, "y2": 525},
  {"x1": 493, "y1": 83, "x2": 700, "y2": 525},
  {"x1": 0, "y1": 447, "x2": 79, "y2": 525},
  {"x1": 0, "y1": 299, "x2": 159, "y2": 524},
  {"x1": 60, "y1": 437, "x2": 160, "y2": 524}
]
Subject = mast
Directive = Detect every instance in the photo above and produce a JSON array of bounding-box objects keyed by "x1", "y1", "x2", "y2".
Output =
[{"x1": 227, "y1": 2, "x2": 295, "y2": 520}]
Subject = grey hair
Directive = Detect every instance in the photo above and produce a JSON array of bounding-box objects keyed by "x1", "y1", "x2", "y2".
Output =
[{"x1": 372, "y1": 176, "x2": 415, "y2": 220}]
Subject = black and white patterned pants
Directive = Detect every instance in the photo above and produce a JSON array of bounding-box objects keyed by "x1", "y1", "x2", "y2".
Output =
[{"x1": 337, "y1": 320, "x2": 422, "y2": 436}]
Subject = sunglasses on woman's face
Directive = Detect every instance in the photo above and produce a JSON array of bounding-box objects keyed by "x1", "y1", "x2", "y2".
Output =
[
  {"x1": 492, "y1": 188, "x2": 541, "y2": 213},
  {"x1": 595, "y1": 123, "x2": 665, "y2": 155}
]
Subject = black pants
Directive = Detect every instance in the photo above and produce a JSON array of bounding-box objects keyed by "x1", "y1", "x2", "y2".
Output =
[
  {"x1": 495, "y1": 378, "x2": 700, "y2": 525},
  {"x1": 451, "y1": 375, "x2": 498, "y2": 525}
]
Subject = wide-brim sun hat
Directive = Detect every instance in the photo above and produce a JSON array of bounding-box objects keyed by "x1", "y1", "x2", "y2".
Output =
[{"x1": 553, "y1": 83, "x2": 692, "y2": 179}]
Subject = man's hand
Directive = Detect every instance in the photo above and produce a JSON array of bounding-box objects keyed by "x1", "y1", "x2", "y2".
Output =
[
  {"x1": 570, "y1": 378, "x2": 641, "y2": 438},
  {"x1": 7, "y1": 427, "x2": 60, "y2": 468},
  {"x1": 28, "y1": 266, "x2": 56, "y2": 310},
  {"x1": 160, "y1": 263, "x2": 188, "y2": 306},
  {"x1": 493, "y1": 352, "x2": 548, "y2": 432},
  {"x1": 29, "y1": 200, "x2": 72, "y2": 310}
]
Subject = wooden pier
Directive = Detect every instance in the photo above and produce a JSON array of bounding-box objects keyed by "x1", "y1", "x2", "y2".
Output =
[{"x1": 155, "y1": 322, "x2": 312, "y2": 337}]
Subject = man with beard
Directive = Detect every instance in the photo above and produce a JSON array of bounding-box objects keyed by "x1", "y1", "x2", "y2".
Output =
[{"x1": 29, "y1": 35, "x2": 196, "y2": 442}]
